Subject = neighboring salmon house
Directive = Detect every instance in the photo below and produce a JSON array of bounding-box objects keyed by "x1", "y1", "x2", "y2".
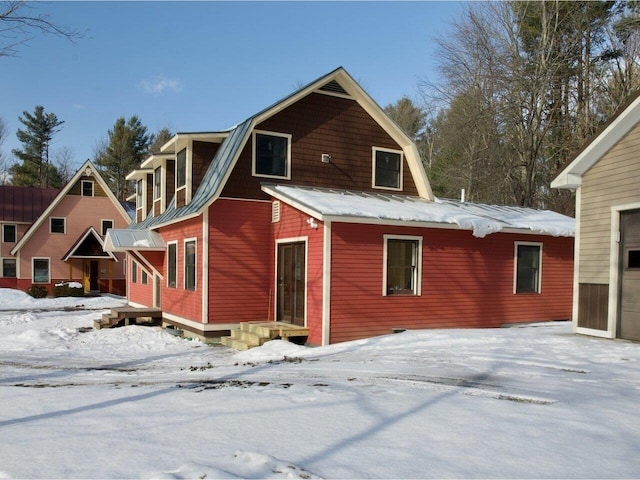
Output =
[{"x1": 105, "y1": 67, "x2": 575, "y2": 346}]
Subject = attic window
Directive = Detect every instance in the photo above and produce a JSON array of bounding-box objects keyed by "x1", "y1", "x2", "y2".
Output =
[
  {"x1": 81, "y1": 180, "x2": 94, "y2": 197},
  {"x1": 319, "y1": 80, "x2": 348, "y2": 95},
  {"x1": 253, "y1": 131, "x2": 291, "y2": 179},
  {"x1": 373, "y1": 147, "x2": 403, "y2": 191},
  {"x1": 272, "y1": 201, "x2": 281, "y2": 223}
]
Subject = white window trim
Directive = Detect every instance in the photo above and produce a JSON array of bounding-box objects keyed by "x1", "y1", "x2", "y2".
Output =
[
  {"x1": 176, "y1": 148, "x2": 188, "y2": 190},
  {"x1": 2, "y1": 224, "x2": 17, "y2": 243},
  {"x1": 1, "y1": 257, "x2": 17, "y2": 278},
  {"x1": 252, "y1": 130, "x2": 292, "y2": 180},
  {"x1": 50, "y1": 217, "x2": 66, "y2": 234},
  {"x1": 81, "y1": 180, "x2": 94, "y2": 197},
  {"x1": 383, "y1": 234, "x2": 423, "y2": 296},
  {"x1": 153, "y1": 166, "x2": 162, "y2": 202},
  {"x1": 184, "y1": 237, "x2": 197, "y2": 291},
  {"x1": 131, "y1": 260, "x2": 138, "y2": 284},
  {"x1": 32, "y1": 257, "x2": 50, "y2": 284},
  {"x1": 513, "y1": 241, "x2": 543, "y2": 294},
  {"x1": 101, "y1": 219, "x2": 114, "y2": 236},
  {"x1": 372, "y1": 147, "x2": 404, "y2": 191},
  {"x1": 136, "y1": 179, "x2": 144, "y2": 219},
  {"x1": 167, "y1": 241, "x2": 178, "y2": 288}
]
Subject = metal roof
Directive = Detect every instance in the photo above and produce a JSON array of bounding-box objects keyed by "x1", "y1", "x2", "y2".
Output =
[
  {"x1": 104, "y1": 228, "x2": 166, "y2": 252},
  {"x1": 0, "y1": 186, "x2": 59, "y2": 223},
  {"x1": 263, "y1": 185, "x2": 575, "y2": 238}
]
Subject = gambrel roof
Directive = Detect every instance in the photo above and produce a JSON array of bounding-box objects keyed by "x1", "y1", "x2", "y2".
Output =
[{"x1": 130, "y1": 67, "x2": 433, "y2": 231}]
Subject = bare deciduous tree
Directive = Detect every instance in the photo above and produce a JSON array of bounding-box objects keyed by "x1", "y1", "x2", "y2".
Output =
[{"x1": 0, "y1": 0, "x2": 81, "y2": 57}]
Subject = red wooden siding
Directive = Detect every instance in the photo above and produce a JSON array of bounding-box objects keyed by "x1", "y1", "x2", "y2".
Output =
[
  {"x1": 158, "y1": 217, "x2": 203, "y2": 322},
  {"x1": 329, "y1": 223, "x2": 574, "y2": 344},
  {"x1": 128, "y1": 260, "x2": 153, "y2": 306},
  {"x1": 221, "y1": 92, "x2": 419, "y2": 200},
  {"x1": 207, "y1": 199, "x2": 272, "y2": 324},
  {"x1": 272, "y1": 202, "x2": 325, "y2": 345}
]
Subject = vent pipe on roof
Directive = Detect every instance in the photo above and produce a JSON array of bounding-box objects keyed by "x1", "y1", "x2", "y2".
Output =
[{"x1": 460, "y1": 188, "x2": 466, "y2": 203}]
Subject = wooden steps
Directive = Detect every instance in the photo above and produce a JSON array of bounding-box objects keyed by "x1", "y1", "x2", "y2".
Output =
[
  {"x1": 221, "y1": 322, "x2": 309, "y2": 351},
  {"x1": 94, "y1": 307, "x2": 163, "y2": 329}
]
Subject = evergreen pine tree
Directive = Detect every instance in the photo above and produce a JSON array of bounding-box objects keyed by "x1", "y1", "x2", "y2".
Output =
[{"x1": 10, "y1": 106, "x2": 64, "y2": 188}]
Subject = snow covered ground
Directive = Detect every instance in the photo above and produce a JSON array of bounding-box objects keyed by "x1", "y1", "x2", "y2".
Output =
[{"x1": 1, "y1": 288, "x2": 639, "y2": 479}]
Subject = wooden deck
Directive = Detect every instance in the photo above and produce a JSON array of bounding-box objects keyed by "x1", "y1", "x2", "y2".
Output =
[
  {"x1": 94, "y1": 307, "x2": 163, "y2": 330},
  {"x1": 221, "y1": 321, "x2": 309, "y2": 350}
]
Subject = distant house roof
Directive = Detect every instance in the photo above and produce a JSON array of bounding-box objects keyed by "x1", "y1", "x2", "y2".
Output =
[
  {"x1": 0, "y1": 186, "x2": 59, "y2": 223},
  {"x1": 264, "y1": 184, "x2": 575, "y2": 239},
  {"x1": 130, "y1": 67, "x2": 432, "y2": 231}
]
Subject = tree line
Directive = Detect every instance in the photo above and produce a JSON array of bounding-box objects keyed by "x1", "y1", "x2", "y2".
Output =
[
  {"x1": 384, "y1": 0, "x2": 640, "y2": 215},
  {"x1": 0, "y1": 108, "x2": 171, "y2": 200},
  {"x1": 2, "y1": 1, "x2": 638, "y2": 213}
]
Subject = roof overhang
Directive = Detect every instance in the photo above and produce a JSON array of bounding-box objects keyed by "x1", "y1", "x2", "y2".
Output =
[
  {"x1": 62, "y1": 227, "x2": 117, "y2": 261},
  {"x1": 263, "y1": 184, "x2": 575, "y2": 239},
  {"x1": 159, "y1": 131, "x2": 229, "y2": 154},
  {"x1": 140, "y1": 152, "x2": 176, "y2": 170},
  {"x1": 125, "y1": 168, "x2": 154, "y2": 181},
  {"x1": 552, "y1": 93, "x2": 640, "y2": 190},
  {"x1": 104, "y1": 228, "x2": 166, "y2": 253}
]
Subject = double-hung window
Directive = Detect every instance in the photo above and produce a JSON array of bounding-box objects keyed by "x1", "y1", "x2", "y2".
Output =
[
  {"x1": 373, "y1": 147, "x2": 402, "y2": 190},
  {"x1": 176, "y1": 149, "x2": 187, "y2": 189},
  {"x1": 2, "y1": 224, "x2": 16, "y2": 243},
  {"x1": 167, "y1": 242, "x2": 177, "y2": 288},
  {"x1": 384, "y1": 235, "x2": 422, "y2": 296},
  {"x1": 253, "y1": 131, "x2": 291, "y2": 179},
  {"x1": 184, "y1": 239, "x2": 196, "y2": 291},
  {"x1": 2, "y1": 259, "x2": 16, "y2": 278},
  {"x1": 514, "y1": 242, "x2": 542, "y2": 294},
  {"x1": 81, "y1": 180, "x2": 94, "y2": 197},
  {"x1": 153, "y1": 166, "x2": 162, "y2": 200},
  {"x1": 136, "y1": 179, "x2": 143, "y2": 209},
  {"x1": 33, "y1": 258, "x2": 50, "y2": 283}
]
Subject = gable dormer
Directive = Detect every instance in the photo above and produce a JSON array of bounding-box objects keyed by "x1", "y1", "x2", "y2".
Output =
[
  {"x1": 68, "y1": 169, "x2": 108, "y2": 198},
  {"x1": 126, "y1": 168, "x2": 153, "y2": 223},
  {"x1": 140, "y1": 153, "x2": 175, "y2": 217},
  {"x1": 159, "y1": 133, "x2": 226, "y2": 209}
]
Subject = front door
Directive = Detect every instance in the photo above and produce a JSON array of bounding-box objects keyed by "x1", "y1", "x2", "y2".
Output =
[
  {"x1": 83, "y1": 260, "x2": 100, "y2": 292},
  {"x1": 277, "y1": 242, "x2": 305, "y2": 326},
  {"x1": 619, "y1": 209, "x2": 640, "y2": 341}
]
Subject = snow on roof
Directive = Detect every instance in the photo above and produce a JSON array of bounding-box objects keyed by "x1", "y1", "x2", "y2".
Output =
[
  {"x1": 263, "y1": 185, "x2": 575, "y2": 238},
  {"x1": 103, "y1": 228, "x2": 166, "y2": 252}
]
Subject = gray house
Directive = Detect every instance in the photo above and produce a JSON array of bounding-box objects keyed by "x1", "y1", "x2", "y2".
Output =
[{"x1": 552, "y1": 92, "x2": 640, "y2": 341}]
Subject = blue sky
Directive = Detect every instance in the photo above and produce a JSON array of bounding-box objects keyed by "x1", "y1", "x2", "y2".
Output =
[{"x1": 0, "y1": 1, "x2": 464, "y2": 171}]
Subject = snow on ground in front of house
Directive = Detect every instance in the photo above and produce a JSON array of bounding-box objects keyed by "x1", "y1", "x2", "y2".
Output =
[{"x1": 1, "y1": 288, "x2": 640, "y2": 478}]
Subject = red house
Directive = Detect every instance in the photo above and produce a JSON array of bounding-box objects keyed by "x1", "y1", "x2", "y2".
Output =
[
  {"x1": 105, "y1": 68, "x2": 574, "y2": 346},
  {"x1": 2, "y1": 161, "x2": 131, "y2": 295}
]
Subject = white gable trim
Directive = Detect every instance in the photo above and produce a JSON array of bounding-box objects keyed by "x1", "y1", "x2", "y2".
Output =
[
  {"x1": 552, "y1": 95, "x2": 640, "y2": 189},
  {"x1": 11, "y1": 160, "x2": 131, "y2": 255}
]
